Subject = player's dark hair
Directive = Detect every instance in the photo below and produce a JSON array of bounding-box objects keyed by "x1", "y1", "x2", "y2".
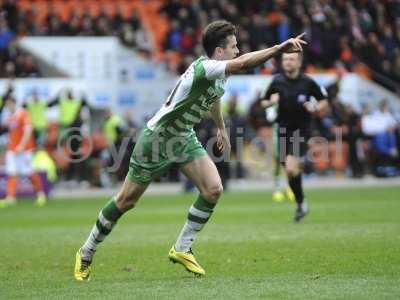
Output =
[
  {"x1": 282, "y1": 51, "x2": 304, "y2": 62},
  {"x1": 202, "y1": 20, "x2": 236, "y2": 57}
]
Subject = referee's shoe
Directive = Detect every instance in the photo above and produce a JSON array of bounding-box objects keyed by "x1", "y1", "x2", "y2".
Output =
[{"x1": 294, "y1": 201, "x2": 309, "y2": 223}]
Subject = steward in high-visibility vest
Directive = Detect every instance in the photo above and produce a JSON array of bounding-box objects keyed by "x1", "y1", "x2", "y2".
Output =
[
  {"x1": 48, "y1": 91, "x2": 88, "y2": 128},
  {"x1": 47, "y1": 90, "x2": 90, "y2": 167},
  {"x1": 58, "y1": 96, "x2": 83, "y2": 127},
  {"x1": 100, "y1": 110, "x2": 128, "y2": 186},
  {"x1": 25, "y1": 92, "x2": 48, "y2": 145},
  {"x1": 103, "y1": 111, "x2": 126, "y2": 146}
]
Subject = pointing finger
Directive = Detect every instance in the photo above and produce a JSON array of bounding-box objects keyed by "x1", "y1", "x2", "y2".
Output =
[{"x1": 296, "y1": 32, "x2": 306, "y2": 39}]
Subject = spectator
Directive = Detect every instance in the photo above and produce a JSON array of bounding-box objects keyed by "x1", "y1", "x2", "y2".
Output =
[
  {"x1": 100, "y1": 108, "x2": 127, "y2": 186},
  {"x1": 24, "y1": 90, "x2": 48, "y2": 146},
  {"x1": 180, "y1": 27, "x2": 195, "y2": 54},
  {"x1": 164, "y1": 20, "x2": 182, "y2": 51},
  {"x1": 119, "y1": 23, "x2": 136, "y2": 48},
  {"x1": 1, "y1": 0, "x2": 17, "y2": 31},
  {"x1": 277, "y1": 14, "x2": 290, "y2": 43},
  {"x1": 48, "y1": 89, "x2": 91, "y2": 183},
  {"x1": 0, "y1": 17, "x2": 14, "y2": 58},
  {"x1": 135, "y1": 24, "x2": 153, "y2": 54},
  {"x1": 362, "y1": 100, "x2": 397, "y2": 136},
  {"x1": 18, "y1": 54, "x2": 41, "y2": 77},
  {"x1": 361, "y1": 100, "x2": 399, "y2": 176}
]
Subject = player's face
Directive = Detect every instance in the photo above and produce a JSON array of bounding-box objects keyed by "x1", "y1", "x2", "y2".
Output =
[
  {"x1": 219, "y1": 35, "x2": 239, "y2": 60},
  {"x1": 282, "y1": 53, "x2": 302, "y2": 74}
]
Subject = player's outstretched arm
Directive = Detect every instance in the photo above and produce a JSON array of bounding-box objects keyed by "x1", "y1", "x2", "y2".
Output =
[{"x1": 226, "y1": 33, "x2": 307, "y2": 75}]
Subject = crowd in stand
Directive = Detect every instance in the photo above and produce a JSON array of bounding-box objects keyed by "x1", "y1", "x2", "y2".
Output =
[
  {"x1": 0, "y1": 14, "x2": 41, "y2": 77},
  {"x1": 1, "y1": 0, "x2": 400, "y2": 86},
  {"x1": 161, "y1": 0, "x2": 400, "y2": 88},
  {"x1": 0, "y1": 0, "x2": 152, "y2": 78}
]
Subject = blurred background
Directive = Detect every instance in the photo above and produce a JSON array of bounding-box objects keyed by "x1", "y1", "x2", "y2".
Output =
[{"x1": 0, "y1": 0, "x2": 399, "y2": 196}]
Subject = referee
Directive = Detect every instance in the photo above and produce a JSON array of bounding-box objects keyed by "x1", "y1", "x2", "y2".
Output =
[{"x1": 262, "y1": 52, "x2": 328, "y2": 222}]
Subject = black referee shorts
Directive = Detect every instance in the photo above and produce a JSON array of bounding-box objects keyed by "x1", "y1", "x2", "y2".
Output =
[{"x1": 276, "y1": 126, "x2": 310, "y2": 163}]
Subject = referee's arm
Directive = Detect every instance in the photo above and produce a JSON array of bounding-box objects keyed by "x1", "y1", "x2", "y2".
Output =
[
  {"x1": 260, "y1": 79, "x2": 279, "y2": 108},
  {"x1": 304, "y1": 80, "x2": 329, "y2": 114}
]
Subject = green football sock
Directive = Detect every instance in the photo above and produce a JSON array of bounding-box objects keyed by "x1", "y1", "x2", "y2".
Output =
[
  {"x1": 175, "y1": 194, "x2": 216, "y2": 252},
  {"x1": 81, "y1": 198, "x2": 123, "y2": 260}
]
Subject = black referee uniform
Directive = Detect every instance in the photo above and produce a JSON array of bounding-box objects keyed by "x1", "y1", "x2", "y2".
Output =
[{"x1": 265, "y1": 73, "x2": 326, "y2": 162}]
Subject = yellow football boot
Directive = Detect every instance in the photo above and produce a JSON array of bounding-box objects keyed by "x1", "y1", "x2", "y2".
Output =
[
  {"x1": 35, "y1": 194, "x2": 47, "y2": 207},
  {"x1": 272, "y1": 190, "x2": 285, "y2": 202},
  {"x1": 168, "y1": 246, "x2": 205, "y2": 276},
  {"x1": 285, "y1": 188, "x2": 296, "y2": 202},
  {"x1": 0, "y1": 198, "x2": 16, "y2": 208},
  {"x1": 74, "y1": 249, "x2": 92, "y2": 281}
]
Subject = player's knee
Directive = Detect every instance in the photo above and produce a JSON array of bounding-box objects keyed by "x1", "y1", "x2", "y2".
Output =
[
  {"x1": 115, "y1": 192, "x2": 137, "y2": 212},
  {"x1": 285, "y1": 159, "x2": 300, "y2": 177},
  {"x1": 286, "y1": 166, "x2": 299, "y2": 178},
  {"x1": 202, "y1": 183, "x2": 223, "y2": 203},
  {"x1": 287, "y1": 165, "x2": 302, "y2": 178},
  {"x1": 286, "y1": 156, "x2": 301, "y2": 177}
]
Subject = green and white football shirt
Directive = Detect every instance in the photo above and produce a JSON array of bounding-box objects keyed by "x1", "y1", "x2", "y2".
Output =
[{"x1": 147, "y1": 56, "x2": 228, "y2": 136}]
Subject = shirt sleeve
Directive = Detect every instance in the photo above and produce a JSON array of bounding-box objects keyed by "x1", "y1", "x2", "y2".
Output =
[
  {"x1": 264, "y1": 78, "x2": 278, "y2": 99},
  {"x1": 47, "y1": 97, "x2": 60, "y2": 107},
  {"x1": 202, "y1": 59, "x2": 227, "y2": 80},
  {"x1": 310, "y1": 79, "x2": 327, "y2": 101},
  {"x1": 81, "y1": 97, "x2": 89, "y2": 108}
]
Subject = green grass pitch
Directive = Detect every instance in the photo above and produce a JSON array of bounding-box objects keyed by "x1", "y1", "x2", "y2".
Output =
[{"x1": 0, "y1": 185, "x2": 399, "y2": 299}]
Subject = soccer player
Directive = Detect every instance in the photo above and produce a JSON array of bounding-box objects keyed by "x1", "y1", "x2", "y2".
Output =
[
  {"x1": 261, "y1": 52, "x2": 328, "y2": 222},
  {"x1": 74, "y1": 20, "x2": 307, "y2": 280},
  {"x1": 0, "y1": 98, "x2": 47, "y2": 208}
]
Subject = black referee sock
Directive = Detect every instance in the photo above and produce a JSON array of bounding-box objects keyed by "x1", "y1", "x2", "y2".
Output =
[{"x1": 288, "y1": 174, "x2": 304, "y2": 208}]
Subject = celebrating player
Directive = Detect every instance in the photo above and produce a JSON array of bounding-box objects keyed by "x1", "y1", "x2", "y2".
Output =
[
  {"x1": 261, "y1": 52, "x2": 328, "y2": 222},
  {"x1": 74, "y1": 20, "x2": 307, "y2": 280},
  {"x1": 0, "y1": 97, "x2": 47, "y2": 208}
]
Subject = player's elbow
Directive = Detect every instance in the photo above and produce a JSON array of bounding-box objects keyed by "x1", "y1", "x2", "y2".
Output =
[{"x1": 226, "y1": 59, "x2": 246, "y2": 75}]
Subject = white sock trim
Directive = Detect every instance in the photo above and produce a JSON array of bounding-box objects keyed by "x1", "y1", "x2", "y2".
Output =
[
  {"x1": 188, "y1": 205, "x2": 211, "y2": 219},
  {"x1": 98, "y1": 212, "x2": 114, "y2": 230}
]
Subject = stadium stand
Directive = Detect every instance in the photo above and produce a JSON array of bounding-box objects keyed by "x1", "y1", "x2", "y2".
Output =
[
  {"x1": 158, "y1": 0, "x2": 400, "y2": 91},
  {"x1": 1, "y1": 0, "x2": 400, "y2": 87}
]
